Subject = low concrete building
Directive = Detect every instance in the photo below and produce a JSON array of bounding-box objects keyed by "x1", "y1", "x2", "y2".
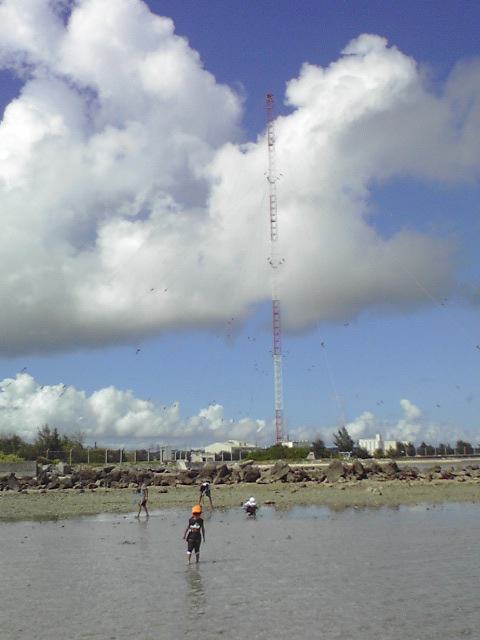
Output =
[
  {"x1": 190, "y1": 450, "x2": 215, "y2": 463},
  {"x1": 205, "y1": 439, "x2": 257, "y2": 458},
  {"x1": 282, "y1": 440, "x2": 311, "y2": 448}
]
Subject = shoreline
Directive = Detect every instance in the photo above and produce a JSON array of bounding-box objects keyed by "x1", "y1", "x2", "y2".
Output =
[{"x1": 0, "y1": 478, "x2": 479, "y2": 522}]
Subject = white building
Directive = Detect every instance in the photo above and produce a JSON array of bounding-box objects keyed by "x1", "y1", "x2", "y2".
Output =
[
  {"x1": 358, "y1": 435, "x2": 408, "y2": 456},
  {"x1": 282, "y1": 440, "x2": 311, "y2": 448},
  {"x1": 190, "y1": 450, "x2": 215, "y2": 463},
  {"x1": 383, "y1": 440, "x2": 400, "y2": 453},
  {"x1": 205, "y1": 440, "x2": 257, "y2": 457},
  {"x1": 358, "y1": 434, "x2": 384, "y2": 455}
]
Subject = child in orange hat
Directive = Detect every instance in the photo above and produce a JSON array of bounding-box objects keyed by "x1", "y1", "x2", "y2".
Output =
[{"x1": 183, "y1": 505, "x2": 205, "y2": 564}]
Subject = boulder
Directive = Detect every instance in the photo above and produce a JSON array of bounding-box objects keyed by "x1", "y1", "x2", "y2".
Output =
[
  {"x1": 159, "y1": 473, "x2": 179, "y2": 487},
  {"x1": 214, "y1": 464, "x2": 231, "y2": 483},
  {"x1": 106, "y1": 468, "x2": 122, "y2": 483},
  {"x1": 401, "y1": 466, "x2": 419, "y2": 479},
  {"x1": 292, "y1": 468, "x2": 311, "y2": 482},
  {"x1": 310, "y1": 469, "x2": 326, "y2": 483},
  {"x1": 350, "y1": 460, "x2": 366, "y2": 480},
  {"x1": 197, "y1": 461, "x2": 217, "y2": 479},
  {"x1": 7, "y1": 473, "x2": 20, "y2": 492},
  {"x1": 56, "y1": 462, "x2": 72, "y2": 475},
  {"x1": 383, "y1": 461, "x2": 400, "y2": 478},
  {"x1": 60, "y1": 476, "x2": 74, "y2": 489},
  {"x1": 242, "y1": 465, "x2": 261, "y2": 483},
  {"x1": 325, "y1": 460, "x2": 346, "y2": 483},
  {"x1": 263, "y1": 460, "x2": 291, "y2": 483},
  {"x1": 366, "y1": 461, "x2": 383, "y2": 477}
]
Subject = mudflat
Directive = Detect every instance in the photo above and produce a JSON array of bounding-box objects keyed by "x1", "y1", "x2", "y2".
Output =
[{"x1": 0, "y1": 478, "x2": 478, "y2": 522}]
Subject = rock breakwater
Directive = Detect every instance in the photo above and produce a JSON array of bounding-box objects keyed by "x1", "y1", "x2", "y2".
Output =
[{"x1": 1, "y1": 458, "x2": 479, "y2": 494}]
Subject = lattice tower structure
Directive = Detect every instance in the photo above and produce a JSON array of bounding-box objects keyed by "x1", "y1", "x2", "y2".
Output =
[{"x1": 266, "y1": 93, "x2": 284, "y2": 444}]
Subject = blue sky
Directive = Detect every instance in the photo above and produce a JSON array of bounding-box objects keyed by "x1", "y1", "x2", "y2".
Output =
[{"x1": 0, "y1": 0, "x2": 479, "y2": 450}]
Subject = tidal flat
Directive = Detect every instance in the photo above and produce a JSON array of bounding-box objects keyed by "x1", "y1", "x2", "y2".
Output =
[{"x1": 1, "y1": 477, "x2": 479, "y2": 522}]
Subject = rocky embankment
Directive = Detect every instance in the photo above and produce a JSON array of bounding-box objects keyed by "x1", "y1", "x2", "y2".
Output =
[
  {"x1": 1, "y1": 458, "x2": 479, "y2": 493},
  {"x1": 1, "y1": 459, "x2": 479, "y2": 521}
]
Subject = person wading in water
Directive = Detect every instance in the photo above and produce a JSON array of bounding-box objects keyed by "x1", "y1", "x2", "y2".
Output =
[{"x1": 183, "y1": 505, "x2": 205, "y2": 564}]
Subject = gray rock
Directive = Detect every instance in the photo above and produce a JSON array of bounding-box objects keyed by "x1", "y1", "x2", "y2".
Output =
[
  {"x1": 325, "y1": 460, "x2": 346, "y2": 483},
  {"x1": 350, "y1": 460, "x2": 366, "y2": 479},
  {"x1": 7, "y1": 473, "x2": 21, "y2": 491},
  {"x1": 383, "y1": 461, "x2": 400, "y2": 478},
  {"x1": 243, "y1": 465, "x2": 261, "y2": 483},
  {"x1": 197, "y1": 461, "x2": 217, "y2": 479},
  {"x1": 60, "y1": 476, "x2": 74, "y2": 489}
]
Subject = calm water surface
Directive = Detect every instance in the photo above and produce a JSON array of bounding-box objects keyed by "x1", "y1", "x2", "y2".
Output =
[{"x1": 0, "y1": 503, "x2": 478, "y2": 639}]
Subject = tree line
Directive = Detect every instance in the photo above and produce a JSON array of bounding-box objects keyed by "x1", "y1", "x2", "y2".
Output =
[
  {"x1": 0, "y1": 424, "x2": 478, "y2": 464},
  {"x1": 0, "y1": 425, "x2": 86, "y2": 463},
  {"x1": 324, "y1": 426, "x2": 477, "y2": 459}
]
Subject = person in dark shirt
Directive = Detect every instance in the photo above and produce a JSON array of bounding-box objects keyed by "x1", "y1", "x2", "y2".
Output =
[
  {"x1": 199, "y1": 481, "x2": 213, "y2": 509},
  {"x1": 183, "y1": 505, "x2": 205, "y2": 564}
]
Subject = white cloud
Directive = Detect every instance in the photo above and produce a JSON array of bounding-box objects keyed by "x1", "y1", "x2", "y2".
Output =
[
  {"x1": 0, "y1": 5, "x2": 477, "y2": 355},
  {"x1": 387, "y1": 399, "x2": 422, "y2": 443},
  {"x1": 344, "y1": 411, "x2": 376, "y2": 441},
  {"x1": 0, "y1": 374, "x2": 475, "y2": 449},
  {"x1": 0, "y1": 373, "x2": 270, "y2": 448},
  {"x1": 0, "y1": 3, "x2": 479, "y2": 449}
]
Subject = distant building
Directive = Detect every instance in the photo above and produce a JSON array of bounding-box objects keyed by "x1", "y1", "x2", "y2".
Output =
[
  {"x1": 190, "y1": 450, "x2": 215, "y2": 463},
  {"x1": 205, "y1": 440, "x2": 257, "y2": 458},
  {"x1": 358, "y1": 434, "x2": 384, "y2": 455},
  {"x1": 358, "y1": 434, "x2": 408, "y2": 456},
  {"x1": 383, "y1": 440, "x2": 400, "y2": 453},
  {"x1": 282, "y1": 440, "x2": 311, "y2": 448}
]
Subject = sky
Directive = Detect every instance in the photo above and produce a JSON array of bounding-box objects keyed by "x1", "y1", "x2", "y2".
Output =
[{"x1": 0, "y1": 0, "x2": 479, "y2": 451}]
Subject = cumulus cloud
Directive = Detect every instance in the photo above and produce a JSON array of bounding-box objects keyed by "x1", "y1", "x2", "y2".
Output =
[
  {"x1": 0, "y1": 373, "x2": 267, "y2": 447},
  {"x1": 344, "y1": 411, "x2": 376, "y2": 441},
  {"x1": 0, "y1": 2, "x2": 477, "y2": 357},
  {"x1": 387, "y1": 399, "x2": 422, "y2": 443},
  {"x1": 0, "y1": 2, "x2": 479, "y2": 447},
  {"x1": 0, "y1": 373, "x2": 472, "y2": 449},
  {"x1": 320, "y1": 399, "x2": 470, "y2": 450}
]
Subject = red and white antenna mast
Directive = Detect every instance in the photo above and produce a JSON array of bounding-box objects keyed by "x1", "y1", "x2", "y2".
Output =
[{"x1": 266, "y1": 93, "x2": 284, "y2": 444}]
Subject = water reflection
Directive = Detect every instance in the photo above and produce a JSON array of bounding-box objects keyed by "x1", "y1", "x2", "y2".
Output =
[
  {"x1": 1, "y1": 504, "x2": 479, "y2": 640},
  {"x1": 184, "y1": 565, "x2": 206, "y2": 636},
  {"x1": 185, "y1": 566, "x2": 205, "y2": 609}
]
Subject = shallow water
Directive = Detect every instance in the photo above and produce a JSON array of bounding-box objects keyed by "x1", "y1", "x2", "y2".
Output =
[{"x1": 0, "y1": 503, "x2": 479, "y2": 639}]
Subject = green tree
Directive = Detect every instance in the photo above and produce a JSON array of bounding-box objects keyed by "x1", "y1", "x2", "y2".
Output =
[
  {"x1": 0, "y1": 434, "x2": 25, "y2": 455},
  {"x1": 455, "y1": 440, "x2": 473, "y2": 455},
  {"x1": 353, "y1": 445, "x2": 370, "y2": 459},
  {"x1": 34, "y1": 425, "x2": 63, "y2": 457},
  {"x1": 246, "y1": 444, "x2": 311, "y2": 462},
  {"x1": 406, "y1": 442, "x2": 416, "y2": 456},
  {"x1": 312, "y1": 437, "x2": 330, "y2": 459},
  {"x1": 385, "y1": 446, "x2": 398, "y2": 458},
  {"x1": 333, "y1": 426, "x2": 354, "y2": 453},
  {"x1": 417, "y1": 441, "x2": 427, "y2": 456}
]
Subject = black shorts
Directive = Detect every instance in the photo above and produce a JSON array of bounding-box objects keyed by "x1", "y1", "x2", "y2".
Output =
[{"x1": 187, "y1": 536, "x2": 201, "y2": 553}]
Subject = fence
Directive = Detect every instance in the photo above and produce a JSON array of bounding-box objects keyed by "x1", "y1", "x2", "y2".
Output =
[
  {"x1": 44, "y1": 447, "x2": 179, "y2": 465},
  {"x1": 42, "y1": 446, "x2": 480, "y2": 465}
]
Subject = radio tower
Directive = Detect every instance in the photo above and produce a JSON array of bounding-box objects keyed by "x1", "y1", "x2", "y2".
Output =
[{"x1": 266, "y1": 93, "x2": 284, "y2": 444}]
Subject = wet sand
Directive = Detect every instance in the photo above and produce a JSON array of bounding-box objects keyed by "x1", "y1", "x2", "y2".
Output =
[{"x1": 1, "y1": 479, "x2": 478, "y2": 522}]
